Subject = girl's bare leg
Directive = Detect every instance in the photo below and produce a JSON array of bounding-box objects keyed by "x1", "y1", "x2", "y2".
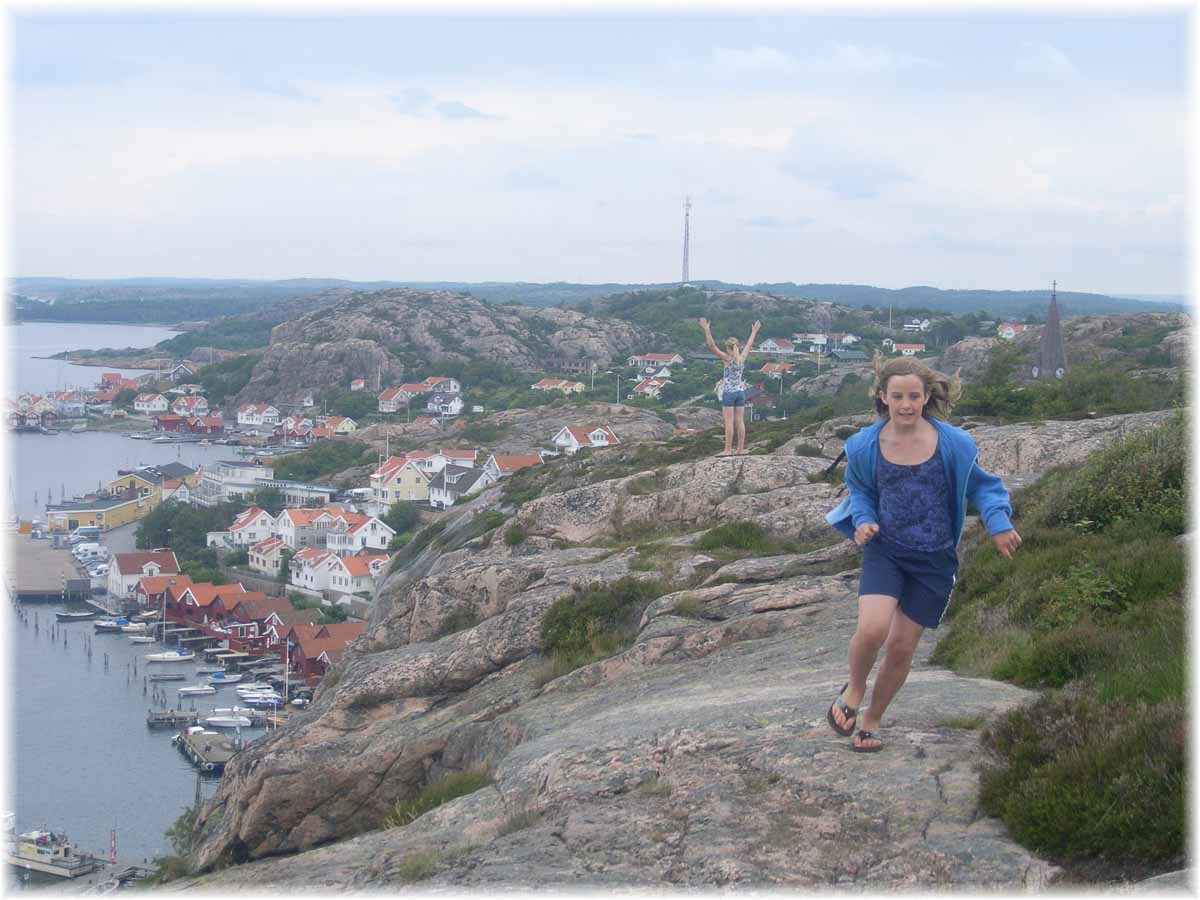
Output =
[
  {"x1": 721, "y1": 406, "x2": 735, "y2": 454},
  {"x1": 735, "y1": 406, "x2": 747, "y2": 452}
]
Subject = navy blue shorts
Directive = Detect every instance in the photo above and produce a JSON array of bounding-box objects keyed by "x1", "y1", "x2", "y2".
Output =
[
  {"x1": 858, "y1": 538, "x2": 959, "y2": 629},
  {"x1": 721, "y1": 389, "x2": 746, "y2": 408}
]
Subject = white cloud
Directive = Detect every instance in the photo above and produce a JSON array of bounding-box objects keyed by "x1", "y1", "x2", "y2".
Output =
[
  {"x1": 710, "y1": 46, "x2": 799, "y2": 76},
  {"x1": 1015, "y1": 40, "x2": 1078, "y2": 78}
]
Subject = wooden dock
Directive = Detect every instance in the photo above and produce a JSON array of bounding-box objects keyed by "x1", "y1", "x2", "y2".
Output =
[
  {"x1": 174, "y1": 729, "x2": 240, "y2": 774},
  {"x1": 6, "y1": 532, "x2": 86, "y2": 600},
  {"x1": 146, "y1": 709, "x2": 199, "y2": 729}
]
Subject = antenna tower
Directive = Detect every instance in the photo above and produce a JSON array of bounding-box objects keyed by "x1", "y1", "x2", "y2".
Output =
[{"x1": 681, "y1": 196, "x2": 691, "y2": 286}]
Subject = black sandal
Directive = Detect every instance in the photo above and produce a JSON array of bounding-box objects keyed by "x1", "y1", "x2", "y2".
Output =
[
  {"x1": 826, "y1": 682, "x2": 858, "y2": 737},
  {"x1": 852, "y1": 729, "x2": 883, "y2": 753}
]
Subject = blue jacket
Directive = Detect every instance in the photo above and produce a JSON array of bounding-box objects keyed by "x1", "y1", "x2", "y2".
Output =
[{"x1": 825, "y1": 417, "x2": 1014, "y2": 545}]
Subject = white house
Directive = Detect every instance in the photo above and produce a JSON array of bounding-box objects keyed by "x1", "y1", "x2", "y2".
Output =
[
  {"x1": 483, "y1": 453, "x2": 543, "y2": 480},
  {"x1": 107, "y1": 550, "x2": 181, "y2": 601},
  {"x1": 378, "y1": 386, "x2": 424, "y2": 413},
  {"x1": 236, "y1": 403, "x2": 281, "y2": 427},
  {"x1": 760, "y1": 362, "x2": 796, "y2": 379},
  {"x1": 552, "y1": 424, "x2": 620, "y2": 455},
  {"x1": 428, "y1": 465, "x2": 495, "y2": 509},
  {"x1": 627, "y1": 352, "x2": 683, "y2": 368},
  {"x1": 757, "y1": 338, "x2": 794, "y2": 355},
  {"x1": 895, "y1": 342, "x2": 926, "y2": 356},
  {"x1": 531, "y1": 378, "x2": 585, "y2": 394},
  {"x1": 421, "y1": 376, "x2": 461, "y2": 394},
  {"x1": 426, "y1": 393, "x2": 464, "y2": 417},
  {"x1": 171, "y1": 395, "x2": 210, "y2": 417},
  {"x1": 324, "y1": 415, "x2": 358, "y2": 434},
  {"x1": 325, "y1": 513, "x2": 395, "y2": 556},
  {"x1": 248, "y1": 536, "x2": 292, "y2": 576},
  {"x1": 228, "y1": 506, "x2": 276, "y2": 547},
  {"x1": 324, "y1": 553, "x2": 389, "y2": 601},
  {"x1": 631, "y1": 377, "x2": 669, "y2": 399},
  {"x1": 997, "y1": 323, "x2": 1030, "y2": 340},
  {"x1": 902, "y1": 319, "x2": 932, "y2": 333},
  {"x1": 133, "y1": 393, "x2": 169, "y2": 414},
  {"x1": 350, "y1": 378, "x2": 365, "y2": 392},
  {"x1": 196, "y1": 459, "x2": 275, "y2": 507},
  {"x1": 289, "y1": 547, "x2": 335, "y2": 594},
  {"x1": 827, "y1": 332, "x2": 861, "y2": 346}
]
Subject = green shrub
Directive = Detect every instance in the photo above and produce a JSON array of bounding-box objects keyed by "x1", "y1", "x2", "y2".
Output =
[
  {"x1": 383, "y1": 768, "x2": 493, "y2": 829},
  {"x1": 437, "y1": 606, "x2": 480, "y2": 638},
  {"x1": 697, "y1": 521, "x2": 770, "y2": 553},
  {"x1": 504, "y1": 523, "x2": 527, "y2": 546},
  {"x1": 979, "y1": 694, "x2": 1183, "y2": 862},
  {"x1": 791, "y1": 443, "x2": 826, "y2": 457},
  {"x1": 536, "y1": 577, "x2": 664, "y2": 683},
  {"x1": 626, "y1": 474, "x2": 657, "y2": 495},
  {"x1": 934, "y1": 415, "x2": 1187, "y2": 870}
]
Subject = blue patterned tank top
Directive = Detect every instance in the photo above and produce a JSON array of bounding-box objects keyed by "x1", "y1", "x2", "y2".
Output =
[
  {"x1": 721, "y1": 358, "x2": 746, "y2": 392},
  {"x1": 876, "y1": 442, "x2": 955, "y2": 552}
]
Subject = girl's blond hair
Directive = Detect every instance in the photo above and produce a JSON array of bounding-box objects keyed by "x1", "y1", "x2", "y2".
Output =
[
  {"x1": 724, "y1": 337, "x2": 740, "y2": 356},
  {"x1": 869, "y1": 352, "x2": 961, "y2": 419}
]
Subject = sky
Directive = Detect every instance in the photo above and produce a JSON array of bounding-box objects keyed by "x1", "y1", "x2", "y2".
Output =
[{"x1": 8, "y1": 5, "x2": 1190, "y2": 294}]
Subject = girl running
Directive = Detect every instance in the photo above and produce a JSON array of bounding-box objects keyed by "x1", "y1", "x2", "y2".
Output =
[{"x1": 824, "y1": 353, "x2": 1021, "y2": 752}]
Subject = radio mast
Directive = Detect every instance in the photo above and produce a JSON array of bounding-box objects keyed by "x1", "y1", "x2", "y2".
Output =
[{"x1": 681, "y1": 196, "x2": 691, "y2": 286}]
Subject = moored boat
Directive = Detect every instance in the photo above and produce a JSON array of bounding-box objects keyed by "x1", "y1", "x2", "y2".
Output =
[
  {"x1": 177, "y1": 685, "x2": 217, "y2": 697},
  {"x1": 128, "y1": 634, "x2": 156, "y2": 644},
  {"x1": 2, "y1": 813, "x2": 99, "y2": 879},
  {"x1": 55, "y1": 611, "x2": 96, "y2": 622},
  {"x1": 207, "y1": 671, "x2": 243, "y2": 685},
  {"x1": 204, "y1": 715, "x2": 252, "y2": 729},
  {"x1": 120, "y1": 622, "x2": 148, "y2": 633},
  {"x1": 146, "y1": 648, "x2": 196, "y2": 663},
  {"x1": 149, "y1": 672, "x2": 186, "y2": 682},
  {"x1": 93, "y1": 617, "x2": 129, "y2": 633}
]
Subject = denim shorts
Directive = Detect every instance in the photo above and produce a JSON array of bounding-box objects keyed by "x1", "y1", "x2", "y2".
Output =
[
  {"x1": 858, "y1": 538, "x2": 959, "y2": 629},
  {"x1": 721, "y1": 389, "x2": 746, "y2": 408}
]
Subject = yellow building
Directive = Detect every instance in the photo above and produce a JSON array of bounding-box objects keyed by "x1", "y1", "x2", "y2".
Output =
[
  {"x1": 108, "y1": 470, "x2": 162, "y2": 501},
  {"x1": 46, "y1": 494, "x2": 153, "y2": 532}
]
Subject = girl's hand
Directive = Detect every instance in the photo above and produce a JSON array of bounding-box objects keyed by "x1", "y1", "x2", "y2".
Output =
[
  {"x1": 699, "y1": 318, "x2": 710, "y2": 330},
  {"x1": 854, "y1": 523, "x2": 879, "y2": 546},
  {"x1": 752, "y1": 320, "x2": 761, "y2": 331},
  {"x1": 992, "y1": 529, "x2": 1022, "y2": 559}
]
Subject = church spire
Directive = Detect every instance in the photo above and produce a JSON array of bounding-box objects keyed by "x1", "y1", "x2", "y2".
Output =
[{"x1": 1035, "y1": 279, "x2": 1068, "y2": 379}]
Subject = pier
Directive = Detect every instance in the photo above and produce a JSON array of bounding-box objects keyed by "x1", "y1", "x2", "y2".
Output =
[
  {"x1": 6, "y1": 533, "x2": 85, "y2": 601},
  {"x1": 146, "y1": 709, "x2": 199, "y2": 729},
  {"x1": 173, "y1": 729, "x2": 240, "y2": 774}
]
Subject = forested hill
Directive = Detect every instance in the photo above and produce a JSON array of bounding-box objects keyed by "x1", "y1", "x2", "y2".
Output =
[{"x1": 9, "y1": 276, "x2": 1182, "y2": 330}]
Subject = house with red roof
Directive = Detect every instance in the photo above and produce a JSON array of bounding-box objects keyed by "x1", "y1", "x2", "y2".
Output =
[
  {"x1": 483, "y1": 453, "x2": 544, "y2": 479},
  {"x1": 248, "y1": 536, "x2": 293, "y2": 576},
  {"x1": 325, "y1": 553, "x2": 388, "y2": 602},
  {"x1": 133, "y1": 573, "x2": 194, "y2": 613},
  {"x1": 229, "y1": 506, "x2": 276, "y2": 547},
  {"x1": 236, "y1": 403, "x2": 280, "y2": 427},
  {"x1": 551, "y1": 424, "x2": 620, "y2": 455},
  {"x1": 154, "y1": 413, "x2": 185, "y2": 432},
  {"x1": 627, "y1": 352, "x2": 684, "y2": 367},
  {"x1": 757, "y1": 338, "x2": 794, "y2": 355},
  {"x1": 133, "y1": 393, "x2": 169, "y2": 414},
  {"x1": 288, "y1": 547, "x2": 337, "y2": 594},
  {"x1": 170, "y1": 395, "x2": 210, "y2": 417},
  {"x1": 106, "y1": 550, "x2": 180, "y2": 602}
]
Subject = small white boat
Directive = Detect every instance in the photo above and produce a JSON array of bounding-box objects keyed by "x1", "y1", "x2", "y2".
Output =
[
  {"x1": 291, "y1": 698, "x2": 310, "y2": 708},
  {"x1": 243, "y1": 695, "x2": 283, "y2": 708},
  {"x1": 212, "y1": 706, "x2": 256, "y2": 716},
  {"x1": 128, "y1": 635, "x2": 156, "y2": 644},
  {"x1": 207, "y1": 671, "x2": 243, "y2": 685},
  {"x1": 146, "y1": 648, "x2": 196, "y2": 663},
  {"x1": 81, "y1": 878, "x2": 121, "y2": 896},
  {"x1": 120, "y1": 622, "x2": 148, "y2": 633},
  {"x1": 151, "y1": 436, "x2": 173, "y2": 444},
  {"x1": 178, "y1": 684, "x2": 217, "y2": 697},
  {"x1": 70, "y1": 424, "x2": 87, "y2": 433},
  {"x1": 235, "y1": 682, "x2": 275, "y2": 694},
  {"x1": 204, "y1": 715, "x2": 252, "y2": 729}
]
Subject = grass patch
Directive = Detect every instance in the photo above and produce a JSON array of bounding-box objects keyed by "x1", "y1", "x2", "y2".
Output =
[
  {"x1": 791, "y1": 442, "x2": 827, "y2": 457},
  {"x1": 697, "y1": 521, "x2": 771, "y2": 553},
  {"x1": 504, "y1": 523, "x2": 527, "y2": 546},
  {"x1": 535, "y1": 577, "x2": 665, "y2": 685},
  {"x1": 671, "y1": 594, "x2": 709, "y2": 619},
  {"x1": 383, "y1": 768, "x2": 493, "y2": 829},
  {"x1": 496, "y1": 809, "x2": 542, "y2": 837},
  {"x1": 395, "y1": 850, "x2": 442, "y2": 881},
  {"x1": 626, "y1": 474, "x2": 658, "y2": 495},
  {"x1": 933, "y1": 412, "x2": 1187, "y2": 867},
  {"x1": 437, "y1": 606, "x2": 480, "y2": 638},
  {"x1": 636, "y1": 776, "x2": 672, "y2": 797}
]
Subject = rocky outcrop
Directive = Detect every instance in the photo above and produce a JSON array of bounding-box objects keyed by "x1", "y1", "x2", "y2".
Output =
[
  {"x1": 181, "y1": 409, "x2": 1175, "y2": 890},
  {"x1": 234, "y1": 289, "x2": 653, "y2": 408},
  {"x1": 512, "y1": 455, "x2": 834, "y2": 545},
  {"x1": 182, "y1": 566, "x2": 1054, "y2": 889}
]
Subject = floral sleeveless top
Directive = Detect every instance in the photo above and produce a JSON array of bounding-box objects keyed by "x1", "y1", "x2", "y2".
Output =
[{"x1": 720, "y1": 357, "x2": 747, "y2": 392}]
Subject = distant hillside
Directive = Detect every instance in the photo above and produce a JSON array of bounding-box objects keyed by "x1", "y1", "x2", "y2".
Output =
[{"x1": 10, "y1": 277, "x2": 1182, "y2": 334}]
